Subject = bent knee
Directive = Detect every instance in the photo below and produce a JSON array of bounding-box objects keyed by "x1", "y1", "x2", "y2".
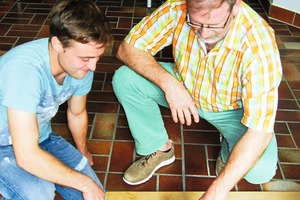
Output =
[
  {"x1": 245, "y1": 166, "x2": 277, "y2": 184},
  {"x1": 245, "y1": 133, "x2": 278, "y2": 184},
  {"x1": 26, "y1": 181, "x2": 56, "y2": 200},
  {"x1": 112, "y1": 65, "x2": 135, "y2": 86},
  {"x1": 2, "y1": 181, "x2": 55, "y2": 200},
  {"x1": 244, "y1": 155, "x2": 277, "y2": 184},
  {"x1": 112, "y1": 65, "x2": 142, "y2": 96}
]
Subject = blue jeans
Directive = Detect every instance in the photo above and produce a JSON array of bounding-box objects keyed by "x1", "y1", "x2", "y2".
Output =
[
  {"x1": 0, "y1": 132, "x2": 103, "y2": 200},
  {"x1": 112, "y1": 63, "x2": 278, "y2": 184}
]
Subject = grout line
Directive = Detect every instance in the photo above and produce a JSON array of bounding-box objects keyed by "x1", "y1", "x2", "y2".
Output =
[
  {"x1": 277, "y1": 159, "x2": 286, "y2": 180},
  {"x1": 156, "y1": 175, "x2": 159, "y2": 191},
  {"x1": 204, "y1": 145, "x2": 211, "y2": 177},
  {"x1": 103, "y1": 104, "x2": 121, "y2": 187},
  {"x1": 285, "y1": 80, "x2": 300, "y2": 108},
  {"x1": 285, "y1": 137, "x2": 298, "y2": 149},
  {"x1": 286, "y1": 122, "x2": 299, "y2": 148},
  {"x1": 280, "y1": 162, "x2": 300, "y2": 165},
  {"x1": 89, "y1": 113, "x2": 97, "y2": 140},
  {"x1": 180, "y1": 124, "x2": 187, "y2": 191},
  {"x1": 102, "y1": 72, "x2": 107, "y2": 91},
  {"x1": 234, "y1": 184, "x2": 239, "y2": 192},
  {"x1": 184, "y1": 174, "x2": 216, "y2": 178}
]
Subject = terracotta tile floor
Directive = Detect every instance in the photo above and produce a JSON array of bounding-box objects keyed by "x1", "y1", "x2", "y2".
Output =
[{"x1": 1, "y1": 0, "x2": 300, "y2": 198}]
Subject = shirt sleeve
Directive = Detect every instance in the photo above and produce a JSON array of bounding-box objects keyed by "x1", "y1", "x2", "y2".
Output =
[
  {"x1": 124, "y1": 1, "x2": 177, "y2": 55},
  {"x1": 241, "y1": 23, "x2": 282, "y2": 132}
]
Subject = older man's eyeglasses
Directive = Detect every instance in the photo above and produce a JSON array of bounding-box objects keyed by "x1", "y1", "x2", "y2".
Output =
[{"x1": 186, "y1": 11, "x2": 232, "y2": 30}]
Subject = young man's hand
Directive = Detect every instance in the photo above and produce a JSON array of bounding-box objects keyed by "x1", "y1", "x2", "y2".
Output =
[
  {"x1": 83, "y1": 150, "x2": 94, "y2": 166},
  {"x1": 82, "y1": 181, "x2": 106, "y2": 200}
]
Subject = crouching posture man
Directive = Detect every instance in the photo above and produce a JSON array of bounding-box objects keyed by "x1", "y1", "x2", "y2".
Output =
[{"x1": 112, "y1": 0, "x2": 282, "y2": 199}]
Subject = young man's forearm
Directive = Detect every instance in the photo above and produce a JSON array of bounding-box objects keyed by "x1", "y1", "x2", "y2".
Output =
[{"x1": 67, "y1": 108, "x2": 89, "y2": 153}]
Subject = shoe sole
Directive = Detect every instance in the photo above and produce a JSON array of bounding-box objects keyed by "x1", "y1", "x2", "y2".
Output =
[{"x1": 123, "y1": 155, "x2": 175, "y2": 185}]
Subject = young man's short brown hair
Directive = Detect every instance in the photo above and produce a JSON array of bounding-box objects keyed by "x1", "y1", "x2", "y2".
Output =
[{"x1": 49, "y1": 0, "x2": 113, "y2": 48}]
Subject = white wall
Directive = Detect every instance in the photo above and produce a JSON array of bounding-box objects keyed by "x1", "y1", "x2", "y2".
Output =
[{"x1": 272, "y1": 0, "x2": 300, "y2": 14}]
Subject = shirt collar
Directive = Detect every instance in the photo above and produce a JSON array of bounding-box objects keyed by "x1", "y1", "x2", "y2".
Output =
[{"x1": 221, "y1": 2, "x2": 248, "y2": 51}]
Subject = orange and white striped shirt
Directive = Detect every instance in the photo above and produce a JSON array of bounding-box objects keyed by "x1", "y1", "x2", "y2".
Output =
[{"x1": 124, "y1": 0, "x2": 282, "y2": 132}]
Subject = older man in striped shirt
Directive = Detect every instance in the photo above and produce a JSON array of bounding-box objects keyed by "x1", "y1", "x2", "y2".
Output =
[{"x1": 112, "y1": 0, "x2": 282, "y2": 199}]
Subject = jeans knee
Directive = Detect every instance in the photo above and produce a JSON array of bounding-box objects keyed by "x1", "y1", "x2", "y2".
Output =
[
  {"x1": 27, "y1": 181, "x2": 56, "y2": 200},
  {"x1": 31, "y1": 187, "x2": 56, "y2": 200},
  {"x1": 1, "y1": 181, "x2": 55, "y2": 200}
]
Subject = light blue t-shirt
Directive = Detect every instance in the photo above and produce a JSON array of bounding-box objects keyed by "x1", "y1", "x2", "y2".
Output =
[{"x1": 0, "y1": 38, "x2": 93, "y2": 146}]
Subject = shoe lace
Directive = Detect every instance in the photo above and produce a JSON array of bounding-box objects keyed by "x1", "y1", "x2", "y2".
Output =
[{"x1": 140, "y1": 152, "x2": 157, "y2": 167}]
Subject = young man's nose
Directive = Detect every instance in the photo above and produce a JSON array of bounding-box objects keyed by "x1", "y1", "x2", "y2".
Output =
[{"x1": 88, "y1": 59, "x2": 98, "y2": 71}]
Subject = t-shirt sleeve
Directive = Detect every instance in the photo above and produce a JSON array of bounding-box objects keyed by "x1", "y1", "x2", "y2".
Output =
[{"x1": 1, "y1": 59, "x2": 43, "y2": 113}]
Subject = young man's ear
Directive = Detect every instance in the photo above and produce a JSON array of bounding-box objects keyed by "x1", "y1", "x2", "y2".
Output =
[
  {"x1": 232, "y1": 0, "x2": 242, "y2": 16},
  {"x1": 50, "y1": 36, "x2": 63, "y2": 52}
]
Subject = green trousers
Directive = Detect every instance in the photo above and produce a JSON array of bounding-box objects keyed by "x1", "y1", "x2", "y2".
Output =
[{"x1": 112, "y1": 62, "x2": 277, "y2": 184}]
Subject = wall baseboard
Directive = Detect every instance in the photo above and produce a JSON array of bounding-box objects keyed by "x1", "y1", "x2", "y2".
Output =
[{"x1": 260, "y1": 0, "x2": 300, "y2": 28}]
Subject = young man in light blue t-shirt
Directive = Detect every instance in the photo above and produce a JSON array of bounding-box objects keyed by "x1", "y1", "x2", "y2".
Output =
[{"x1": 0, "y1": 0, "x2": 113, "y2": 199}]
